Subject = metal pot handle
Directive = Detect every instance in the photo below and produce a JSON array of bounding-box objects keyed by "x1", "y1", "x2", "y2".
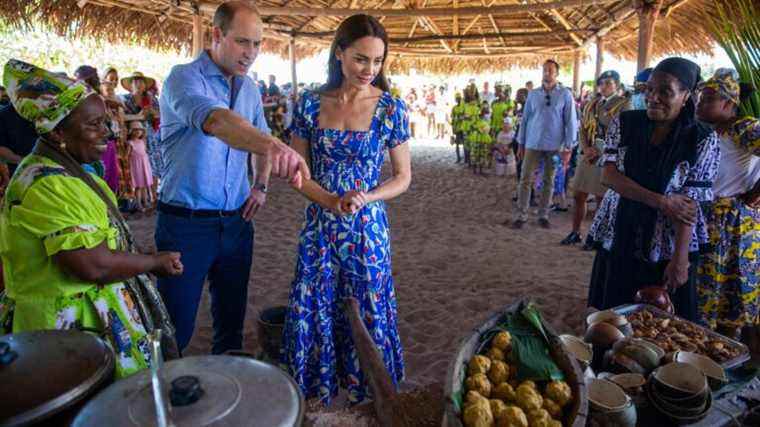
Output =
[{"x1": 149, "y1": 329, "x2": 174, "y2": 427}]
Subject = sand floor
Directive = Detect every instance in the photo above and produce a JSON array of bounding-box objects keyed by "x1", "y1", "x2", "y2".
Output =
[{"x1": 128, "y1": 139, "x2": 596, "y2": 422}]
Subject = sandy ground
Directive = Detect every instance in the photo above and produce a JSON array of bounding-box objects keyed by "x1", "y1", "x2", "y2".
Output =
[{"x1": 127, "y1": 138, "x2": 595, "y2": 422}]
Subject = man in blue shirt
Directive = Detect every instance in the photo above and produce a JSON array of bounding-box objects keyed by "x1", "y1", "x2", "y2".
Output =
[
  {"x1": 156, "y1": 1, "x2": 309, "y2": 354},
  {"x1": 511, "y1": 59, "x2": 578, "y2": 229}
]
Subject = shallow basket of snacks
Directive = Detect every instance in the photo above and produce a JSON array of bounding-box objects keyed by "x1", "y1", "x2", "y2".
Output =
[{"x1": 443, "y1": 300, "x2": 588, "y2": 427}]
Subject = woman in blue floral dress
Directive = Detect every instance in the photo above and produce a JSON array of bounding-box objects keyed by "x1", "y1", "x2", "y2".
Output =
[{"x1": 281, "y1": 14, "x2": 411, "y2": 405}]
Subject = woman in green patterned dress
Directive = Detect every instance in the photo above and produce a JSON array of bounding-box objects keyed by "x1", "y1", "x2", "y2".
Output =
[{"x1": 0, "y1": 59, "x2": 183, "y2": 378}]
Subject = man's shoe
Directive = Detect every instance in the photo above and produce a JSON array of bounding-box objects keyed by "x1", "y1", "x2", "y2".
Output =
[
  {"x1": 538, "y1": 218, "x2": 551, "y2": 229},
  {"x1": 511, "y1": 219, "x2": 526, "y2": 229},
  {"x1": 560, "y1": 231, "x2": 582, "y2": 245}
]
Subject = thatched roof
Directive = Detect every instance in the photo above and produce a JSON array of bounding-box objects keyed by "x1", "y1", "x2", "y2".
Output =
[{"x1": 0, "y1": 0, "x2": 726, "y2": 74}]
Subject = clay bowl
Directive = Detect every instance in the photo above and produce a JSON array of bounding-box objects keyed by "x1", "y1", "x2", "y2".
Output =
[
  {"x1": 647, "y1": 381, "x2": 712, "y2": 424},
  {"x1": 559, "y1": 334, "x2": 593, "y2": 368},
  {"x1": 585, "y1": 322, "x2": 625, "y2": 349},
  {"x1": 588, "y1": 378, "x2": 630, "y2": 412},
  {"x1": 634, "y1": 339, "x2": 666, "y2": 363},
  {"x1": 610, "y1": 373, "x2": 646, "y2": 395},
  {"x1": 586, "y1": 310, "x2": 634, "y2": 337},
  {"x1": 611, "y1": 339, "x2": 661, "y2": 373},
  {"x1": 651, "y1": 363, "x2": 709, "y2": 406},
  {"x1": 588, "y1": 378, "x2": 637, "y2": 427},
  {"x1": 605, "y1": 351, "x2": 647, "y2": 376},
  {"x1": 675, "y1": 351, "x2": 728, "y2": 391}
]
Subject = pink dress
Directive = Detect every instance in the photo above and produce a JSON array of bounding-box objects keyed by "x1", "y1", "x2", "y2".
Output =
[{"x1": 128, "y1": 138, "x2": 154, "y2": 189}]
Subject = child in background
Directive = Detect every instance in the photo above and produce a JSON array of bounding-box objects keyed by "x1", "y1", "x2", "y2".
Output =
[
  {"x1": 493, "y1": 117, "x2": 515, "y2": 176},
  {"x1": 127, "y1": 121, "x2": 153, "y2": 212},
  {"x1": 468, "y1": 106, "x2": 492, "y2": 175}
]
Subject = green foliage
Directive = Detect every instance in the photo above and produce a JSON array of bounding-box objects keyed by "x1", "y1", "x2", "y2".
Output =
[{"x1": 708, "y1": 0, "x2": 760, "y2": 118}]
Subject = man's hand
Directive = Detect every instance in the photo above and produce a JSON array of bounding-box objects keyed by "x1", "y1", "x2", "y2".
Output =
[
  {"x1": 242, "y1": 186, "x2": 266, "y2": 221},
  {"x1": 151, "y1": 252, "x2": 184, "y2": 276},
  {"x1": 269, "y1": 138, "x2": 310, "y2": 189},
  {"x1": 659, "y1": 194, "x2": 697, "y2": 225},
  {"x1": 560, "y1": 149, "x2": 572, "y2": 168},
  {"x1": 0, "y1": 163, "x2": 9, "y2": 197}
]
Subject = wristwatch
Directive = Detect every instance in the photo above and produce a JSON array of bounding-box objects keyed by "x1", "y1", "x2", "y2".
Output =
[{"x1": 253, "y1": 182, "x2": 268, "y2": 193}]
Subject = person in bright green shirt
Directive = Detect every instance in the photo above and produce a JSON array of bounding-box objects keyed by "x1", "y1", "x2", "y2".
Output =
[
  {"x1": 450, "y1": 93, "x2": 466, "y2": 163},
  {"x1": 468, "y1": 106, "x2": 493, "y2": 175},
  {"x1": 0, "y1": 59, "x2": 184, "y2": 378},
  {"x1": 461, "y1": 87, "x2": 481, "y2": 166},
  {"x1": 490, "y1": 91, "x2": 512, "y2": 137}
]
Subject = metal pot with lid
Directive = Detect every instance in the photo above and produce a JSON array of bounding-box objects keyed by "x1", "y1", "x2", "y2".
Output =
[
  {"x1": 73, "y1": 331, "x2": 304, "y2": 427},
  {"x1": 0, "y1": 330, "x2": 115, "y2": 426}
]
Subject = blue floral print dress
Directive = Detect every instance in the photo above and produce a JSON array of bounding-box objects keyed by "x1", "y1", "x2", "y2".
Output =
[{"x1": 281, "y1": 90, "x2": 409, "y2": 405}]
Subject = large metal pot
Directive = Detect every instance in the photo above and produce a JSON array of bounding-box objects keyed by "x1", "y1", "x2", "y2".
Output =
[
  {"x1": 0, "y1": 330, "x2": 115, "y2": 426},
  {"x1": 73, "y1": 332, "x2": 304, "y2": 427}
]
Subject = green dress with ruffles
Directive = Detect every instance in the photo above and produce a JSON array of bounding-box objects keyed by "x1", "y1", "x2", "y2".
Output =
[{"x1": 0, "y1": 154, "x2": 151, "y2": 378}]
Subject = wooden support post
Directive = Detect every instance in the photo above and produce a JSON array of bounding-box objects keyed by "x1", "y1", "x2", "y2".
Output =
[
  {"x1": 192, "y1": 13, "x2": 203, "y2": 57},
  {"x1": 289, "y1": 36, "x2": 298, "y2": 95},
  {"x1": 572, "y1": 51, "x2": 581, "y2": 97},
  {"x1": 636, "y1": 0, "x2": 663, "y2": 72},
  {"x1": 595, "y1": 36, "x2": 604, "y2": 83}
]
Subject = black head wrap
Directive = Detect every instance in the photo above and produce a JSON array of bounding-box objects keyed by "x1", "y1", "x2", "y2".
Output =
[{"x1": 653, "y1": 57, "x2": 701, "y2": 91}]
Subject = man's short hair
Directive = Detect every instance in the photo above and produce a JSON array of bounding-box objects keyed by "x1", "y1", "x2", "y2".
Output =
[
  {"x1": 544, "y1": 59, "x2": 560, "y2": 72},
  {"x1": 213, "y1": 1, "x2": 259, "y2": 35}
]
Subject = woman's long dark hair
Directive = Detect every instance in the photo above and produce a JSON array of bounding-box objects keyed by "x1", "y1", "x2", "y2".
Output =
[{"x1": 322, "y1": 14, "x2": 390, "y2": 93}]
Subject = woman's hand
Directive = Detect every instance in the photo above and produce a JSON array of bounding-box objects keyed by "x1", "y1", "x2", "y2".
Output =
[
  {"x1": 663, "y1": 258, "x2": 690, "y2": 292},
  {"x1": 583, "y1": 146, "x2": 600, "y2": 164},
  {"x1": 340, "y1": 190, "x2": 368, "y2": 214},
  {"x1": 151, "y1": 252, "x2": 183, "y2": 277},
  {"x1": 659, "y1": 194, "x2": 697, "y2": 225},
  {"x1": 326, "y1": 194, "x2": 346, "y2": 216}
]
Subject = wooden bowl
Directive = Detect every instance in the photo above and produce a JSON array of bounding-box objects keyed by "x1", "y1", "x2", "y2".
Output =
[
  {"x1": 651, "y1": 363, "x2": 708, "y2": 403},
  {"x1": 560, "y1": 335, "x2": 593, "y2": 367},
  {"x1": 585, "y1": 322, "x2": 625, "y2": 349},
  {"x1": 675, "y1": 351, "x2": 728, "y2": 391}
]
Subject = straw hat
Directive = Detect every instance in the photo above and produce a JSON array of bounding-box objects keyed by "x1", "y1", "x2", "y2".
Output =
[{"x1": 121, "y1": 71, "x2": 156, "y2": 92}]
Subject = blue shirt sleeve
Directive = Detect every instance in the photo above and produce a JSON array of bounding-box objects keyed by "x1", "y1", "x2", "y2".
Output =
[
  {"x1": 289, "y1": 91, "x2": 314, "y2": 142},
  {"x1": 162, "y1": 64, "x2": 228, "y2": 132},
  {"x1": 563, "y1": 89, "x2": 578, "y2": 149},
  {"x1": 387, "y1": 97, "x2": 410, "y2": 150}
]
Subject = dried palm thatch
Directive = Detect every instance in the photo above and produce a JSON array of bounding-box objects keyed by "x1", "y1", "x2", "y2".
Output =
[{"x1": 0, "y1": 0, "x2": 724, "y2": 74}]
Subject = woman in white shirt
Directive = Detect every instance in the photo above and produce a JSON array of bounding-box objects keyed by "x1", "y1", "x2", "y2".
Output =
[{"x1": 695, "y1": 69, "x2": 760, "y2": 339}]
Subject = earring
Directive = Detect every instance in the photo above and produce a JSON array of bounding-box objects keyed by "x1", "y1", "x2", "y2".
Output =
[{"x1": 59, "y1": 142, "x2": 66, "y2": 150}]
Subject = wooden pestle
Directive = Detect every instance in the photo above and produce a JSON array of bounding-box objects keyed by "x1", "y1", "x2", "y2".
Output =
[{"x1": 344, "y1": 297, "x2": 401, "y2": 427}]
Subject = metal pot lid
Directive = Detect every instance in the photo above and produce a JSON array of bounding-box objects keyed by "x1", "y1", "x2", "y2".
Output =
[
  {"x1": 73, "y1": 356, "x2": 304, "y2": 427},
  {"x1": 0, "y1": 330, "x2": 115, "y2": 426}
]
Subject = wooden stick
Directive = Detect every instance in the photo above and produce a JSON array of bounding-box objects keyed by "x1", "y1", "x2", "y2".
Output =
[
  {"x1": 198, "y1": 0, "x2": 620, "y2": 18},
  {"x1": 344, "y1": 297, "x2": 397, "y2": 427}
]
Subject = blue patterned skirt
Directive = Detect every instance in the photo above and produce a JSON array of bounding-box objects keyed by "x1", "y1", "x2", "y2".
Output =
[{"x1": 280, "y1": 203, "x2": 405, "y2": 405}]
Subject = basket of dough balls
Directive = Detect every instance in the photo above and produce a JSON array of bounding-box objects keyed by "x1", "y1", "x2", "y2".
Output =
[{"x1": 443, "y1": 300, "x2": 588, "y2": 427}]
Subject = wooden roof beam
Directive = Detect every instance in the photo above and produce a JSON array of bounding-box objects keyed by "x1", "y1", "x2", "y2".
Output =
[
  {"x1": 581, "y1": 2, "x2": 636, "y2": 49},
  {"x1": 482, "y1": 0, "x2": 507, "y2": 48},
  {"x1": 198, "y1": 0, "x2": 620, "y2": 17}
]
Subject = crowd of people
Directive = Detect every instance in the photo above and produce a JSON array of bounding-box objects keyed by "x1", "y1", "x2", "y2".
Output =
[
  {"x1": 0, "y1": 0, "x2": 757, "y2": 413},
  {"x1": 443, "y1": 57, "x2": 759, "y2": 343}
]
